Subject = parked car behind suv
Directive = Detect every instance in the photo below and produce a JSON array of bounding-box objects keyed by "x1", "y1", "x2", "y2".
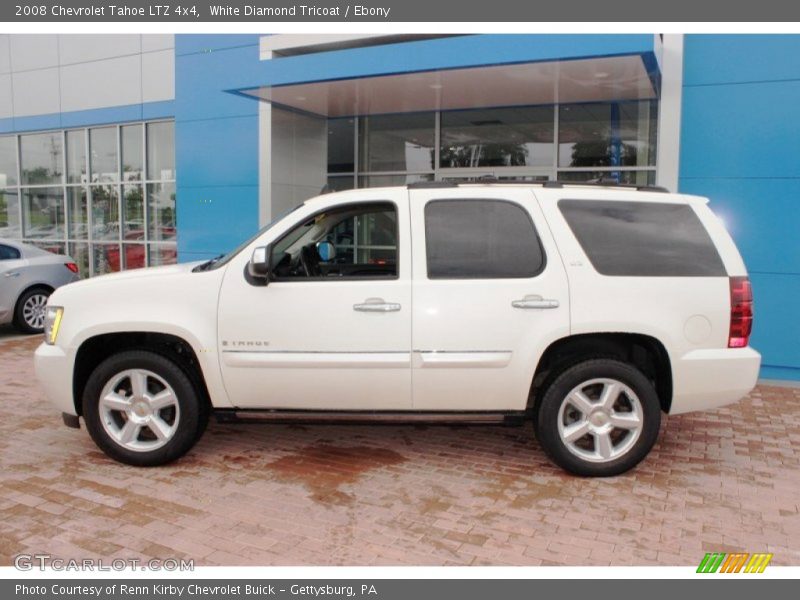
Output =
[
  {"x1": 0, "y1": 239, "x2": 80, "y2": 334},
  {"x1": 34, "y1": 182, "x2": 760, "y2": 476}
]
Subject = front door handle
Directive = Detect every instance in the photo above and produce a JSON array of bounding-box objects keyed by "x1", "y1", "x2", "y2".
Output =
[
  {"x1": 353, "y1": 298, "x2": 402, "y2": 313},
  {"x1": 512, "y1": 295, "x2": 559, "y2": 309},
  {"x1": 4, "y1": 272, "x2": 20, "y2": 278}
]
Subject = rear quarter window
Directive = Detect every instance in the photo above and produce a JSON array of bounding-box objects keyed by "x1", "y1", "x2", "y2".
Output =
[{"x1": 558, "y1": 199, "x2": 726, "y2": 276}]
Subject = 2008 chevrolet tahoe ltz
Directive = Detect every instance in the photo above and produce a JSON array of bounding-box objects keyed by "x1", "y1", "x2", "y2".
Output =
[{"x1": 34, "y1": 181, "x2": 760, "y2": 476}]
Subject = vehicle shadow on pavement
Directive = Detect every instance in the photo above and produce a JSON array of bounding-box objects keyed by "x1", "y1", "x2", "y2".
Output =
[{"x1": 0, "y1": 325, "x2": 37, "y2": 344}]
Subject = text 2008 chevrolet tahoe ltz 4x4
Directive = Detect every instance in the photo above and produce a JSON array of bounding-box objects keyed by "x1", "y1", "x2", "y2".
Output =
[{"x1": 34, "y1": 182, "x2": 760, "y2": 476}]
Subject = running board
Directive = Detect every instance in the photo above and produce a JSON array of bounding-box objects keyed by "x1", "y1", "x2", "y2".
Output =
[{"x1": 214, "y1": 410, "x2": 528, "y2": 426}]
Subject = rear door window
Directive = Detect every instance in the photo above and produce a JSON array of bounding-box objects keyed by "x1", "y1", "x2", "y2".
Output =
[
  {"x1": 425, "y1": 199, "x2": 545, "y2": 279},
  {"x1": 558, "y1": 199, "x2": 726, "y2": 276}
]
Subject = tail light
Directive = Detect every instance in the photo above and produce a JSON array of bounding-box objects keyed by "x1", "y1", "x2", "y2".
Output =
[
  {"x1": 65, "y1": 262, "x2": 79, "y2": 274},
  {"x1": 728, "y1": 276, "x2": 753, "y2": 348}
]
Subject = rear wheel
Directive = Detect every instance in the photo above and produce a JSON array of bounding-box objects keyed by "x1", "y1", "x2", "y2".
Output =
[
  {"x1": 14, "y1": 287, "x2": 51, "y2": 334},
  {"x1": 82, "y1": 350, "x2": 208, "y2": 466},
  {"x1": 535, "y1": 359, "x2": 661, "y2": 476}
]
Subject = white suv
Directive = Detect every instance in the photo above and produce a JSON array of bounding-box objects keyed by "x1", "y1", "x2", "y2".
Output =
[{"x1": 34, "y1": 182, "x2": 760, "y2": 476}]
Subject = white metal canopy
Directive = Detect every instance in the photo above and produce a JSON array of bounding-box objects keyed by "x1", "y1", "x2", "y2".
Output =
[{"x1": 242, "y1": 55, "x2": 658, "y2": 117}]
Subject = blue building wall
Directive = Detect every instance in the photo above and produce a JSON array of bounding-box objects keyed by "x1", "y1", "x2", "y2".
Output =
[
  {"x1": 174, "y1": 34, "x2": 262, "y2": 261},
  {"x1": 680, "y1": 35, "x2": 800, "y2": 381},
  {"x1": 0, "y1": 100, "x2": 174, "y2": 135}
]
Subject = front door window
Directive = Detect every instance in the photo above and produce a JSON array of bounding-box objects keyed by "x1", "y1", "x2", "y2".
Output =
[{"x1": 270, "y1": 202, "x2": 398, "y2": 279}]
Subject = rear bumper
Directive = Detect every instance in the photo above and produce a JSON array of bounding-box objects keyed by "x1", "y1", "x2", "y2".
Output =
[
  {"x1": 669, "y1": 347, "x2": 761, "y2": 415},
  {"x1": 34, "y1": 342, "x2": 76, "y2": 416}
]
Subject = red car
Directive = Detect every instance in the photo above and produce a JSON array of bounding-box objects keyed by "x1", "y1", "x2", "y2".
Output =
[{"x1": 104, "y1": 228, "x2": 176, "y2": 271}]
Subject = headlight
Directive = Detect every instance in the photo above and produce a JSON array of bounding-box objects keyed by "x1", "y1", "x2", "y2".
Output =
[{"x1": 44, "y1": 306, "x2": 64, "y2": 345}]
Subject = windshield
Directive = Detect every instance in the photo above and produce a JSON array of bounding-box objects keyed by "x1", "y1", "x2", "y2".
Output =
[{"x1": 198, "y1": 204, "x2": 304, "y2": 271}]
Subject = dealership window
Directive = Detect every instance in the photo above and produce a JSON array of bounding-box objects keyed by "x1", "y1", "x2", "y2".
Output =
[
  {"x1": 557, "y1": 170, "x2": 656, "y2": 186},
  {"x1": 90, "y1": 127, "x2": 118, "y2": 183},
  {"x1": 122, "y1": 124, "x2": 144, "y2": 181},
  {"x1": 558, "y1": 101, "x2": 657, "y2": 170},
  {"x1": 0, "y1": 120, "x2": 176, "y2": 277},
  {"x1": 325, "y1": 100, "x2": 657, "y2": 189},
  {"x1": 0, "y1": 136, "x2": 18, "y2": 187},
  {"x1": 440, "y1": 106, "x2": 554, "y2": 168},
  {"x1": 65, "y1": 130, "x2": 86, "y2": 184},
  {"x1": 122, "y1": 184, "x2": 145, "y2": 257},
  {"x1": 0, "y1": 189, "x2": 21, "y2": 238},
  {"x1": 147, "y1": 122, "x2": 175, "y2": 180},
  {"x1": 358, "y1": 113, "x2": 435, "y2": 173},
  {"x1": 20, "y1": 133, "x2": 63, "y2": 186},
  {"x1": 91, "y1": 184, "x2": 120, "y2": 242},
  {"x1": 147, "y1": 183, "x2": 177, "y2": 243},
  {"x1": 326, "y1": 176, "x2": 356, "y2": 192},
  {"x1": 22, "y1": 187, "x2": 65, "y2": 240},
  {"x1": 67, "y1": 187, "x2": 88, "y2": 239},
  {"x1": 358, "y1": 174, "x2": 434, "y2": 187},
  {"x1": 327, "y1": 118, "x2": 355, "y2": 174}
]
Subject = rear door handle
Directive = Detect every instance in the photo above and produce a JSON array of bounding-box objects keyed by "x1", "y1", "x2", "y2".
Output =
[
  {"x1": 512, "y1": 295, "x2": 559, "y2": 309},
  {"x1": 4, "y1": 272, "x2": 20, "y2": 278},
  {"x1": 354, "y1": 298, "x2": 401, "y2": 313}
]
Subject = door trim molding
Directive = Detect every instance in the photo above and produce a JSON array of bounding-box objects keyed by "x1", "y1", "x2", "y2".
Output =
[
  {"x1": 414, "y1": 350, "x2": 513, "y2": 369},
  {"x1": 221, "y1": 350, "x2": 410, "y2": 369}
]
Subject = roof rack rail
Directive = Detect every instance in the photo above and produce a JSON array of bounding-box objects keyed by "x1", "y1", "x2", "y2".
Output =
[
  {"x1": 406, "y1": 181, "x2": 458, "y2": 189},
  {"x1": 544, "y1": 180, "x2": 669, "y2": 193},
  {"x1": 407, "y1": 179, "x2": 669, "y2": 193}
]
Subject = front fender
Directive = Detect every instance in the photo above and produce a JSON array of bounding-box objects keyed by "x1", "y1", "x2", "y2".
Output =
[{"x1": 51, "y1": 266, "x2": 232, "y2": 408}]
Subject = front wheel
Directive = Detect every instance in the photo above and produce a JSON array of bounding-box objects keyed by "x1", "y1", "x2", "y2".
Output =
[
  {"x1": 82, "y1": 350, "x2": 207, "y2": 466},
  {"x1": 14, "y1": 287, "x2": 51, "y2": 334},
  {"x1": 535, "y1": 359, "x2": 661, "y2": 477}
]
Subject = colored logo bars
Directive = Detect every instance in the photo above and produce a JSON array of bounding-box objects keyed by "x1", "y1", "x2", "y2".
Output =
[{"x1": 697, "y1": 552, "x2": 773, "y2": 573}]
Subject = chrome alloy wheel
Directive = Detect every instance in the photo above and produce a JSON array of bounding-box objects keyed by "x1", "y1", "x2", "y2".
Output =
[
  {"x1": 22, "y1": 293, "x2": 48, "y2": 330},
  {"x1": 98, "y1": 369, "x2": 181, "y2": 452},
  {"x1": 557, "y1": 378, "x2": 644, "y2": 463}
]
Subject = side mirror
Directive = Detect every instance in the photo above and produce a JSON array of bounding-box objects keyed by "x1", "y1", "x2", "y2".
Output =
[
  {"x1": 316, "y1": 240, "x2": 336, "y2": 262},
  {"x1": 248, "y1": 246, "x2": 270, "y2": 281}
]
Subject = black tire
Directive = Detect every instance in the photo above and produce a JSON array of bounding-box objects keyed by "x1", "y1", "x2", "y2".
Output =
[
  {"x1": 82, "y1": 350, "x2": 207, "y2": 467},
  {"x1": 535, "y1": 359, "x2": 661, "y2": 477},
  {"x1": 13, "y1": 287, "x2": 51, "y2": 334}
]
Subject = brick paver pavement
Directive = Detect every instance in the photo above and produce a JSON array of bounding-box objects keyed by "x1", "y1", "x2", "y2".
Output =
[{"x1": 1, "y1": 335, "x2": 799, "y2": 566}]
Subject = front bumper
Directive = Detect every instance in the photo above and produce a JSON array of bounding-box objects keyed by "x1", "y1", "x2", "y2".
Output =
[
  {"x1": 669, "y1": 346, "x2": 761, "y2": 415},
  {"x1": 34, "y1": 342, "x2": 76, "y2": 416}
]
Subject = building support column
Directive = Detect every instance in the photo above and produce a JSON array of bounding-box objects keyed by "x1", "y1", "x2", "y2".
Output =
[
  {"x1": 656, "y1": 34, "x2": 684, "y2": 193},
  {"x1": 258, "y1": 41, "x2": 273, "y2": 227}
]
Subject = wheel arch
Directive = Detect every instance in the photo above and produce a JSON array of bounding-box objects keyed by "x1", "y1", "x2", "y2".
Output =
[
  {"x1": 72, "y1": 331, "x2": 212, "y2": 416},
  {"x1": 530, "y1": 332, "x2": 673, "y2": 414},
  {"x1": 14, "y1": 282, "x2": 55, "y2": 306}
]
